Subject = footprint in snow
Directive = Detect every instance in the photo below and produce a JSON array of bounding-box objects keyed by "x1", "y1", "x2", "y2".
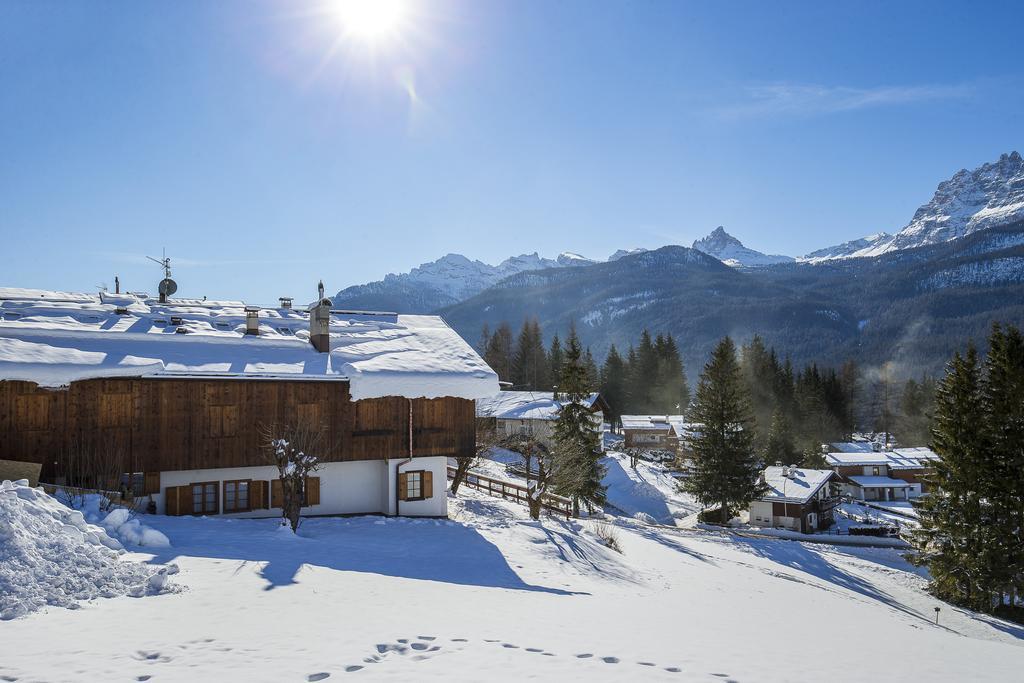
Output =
[
  {"x1": 307, "y1": 674, "x2": 330, "y2": 682},
  {"x1": 601, "y1": 656, "x2": 619, "y2": 664}
]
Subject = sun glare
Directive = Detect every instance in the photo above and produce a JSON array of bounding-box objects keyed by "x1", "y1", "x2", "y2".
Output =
[{"x1": 331, "y1": 0, "x2": 408, "y2": 43}]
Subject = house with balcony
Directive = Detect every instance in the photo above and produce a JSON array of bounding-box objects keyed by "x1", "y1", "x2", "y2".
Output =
[
  {"x1": 748, "y1": 465, "x2": 838, "y2": 533},
  {"x1": 826, "y1": 448, "x2": 938, "y2": 501}
]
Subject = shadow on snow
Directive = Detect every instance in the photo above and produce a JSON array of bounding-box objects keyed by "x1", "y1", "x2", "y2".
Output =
[{"x1": 141, "y1": 514, "x2": 584, "y2": 596}]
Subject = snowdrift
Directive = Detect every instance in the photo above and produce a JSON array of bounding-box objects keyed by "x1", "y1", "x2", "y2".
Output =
[{"x1": 0, "y1": 480, "x2": 175, "y2": 620}]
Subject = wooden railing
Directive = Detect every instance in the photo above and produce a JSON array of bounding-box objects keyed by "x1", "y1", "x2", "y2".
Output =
[{"x1": 447, "y1": 466, "x2": 573, "y2": 518}]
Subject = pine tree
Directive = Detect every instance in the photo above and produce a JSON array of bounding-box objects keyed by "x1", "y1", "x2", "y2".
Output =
[
  {"x1": 979, "y1": 324, "x2": 1024, "y2": 610},
  {"x1": 552, "y1": 324, "x2": 606, "y2": 515},
  {"x1": 483, "y1": 322, "x2": 514, "y2": 386},
  {"x1": 600, "y1": 344, "x2": 627, "y2": 427},
  {"x1": 583, "y1": 347, "x2": 599, "y2": 392},
  {"x1": 547, "y1": 334, "x2": 564, "y2": 392},
  {"x1": 762, "y1": 408, "x2": 798, "y2": 466},
  {"x1": 512, "y1": 318, "x2": 548, "y2": 390},
  {"x1": 912, "y1": 346, "x2": 996, "y2": 611},
  {"x1": 683, "y1": 337, "x2": 762, "y2": 524}
]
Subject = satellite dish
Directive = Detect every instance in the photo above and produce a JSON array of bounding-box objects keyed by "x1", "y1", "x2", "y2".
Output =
[{"x1": 159, "y1": 278, "x2": 178, "y2": 297}]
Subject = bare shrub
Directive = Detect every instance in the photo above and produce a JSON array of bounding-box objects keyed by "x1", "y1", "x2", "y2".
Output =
[{"x1": 592, "y1": 519, "x2": 622, "y2": 553}]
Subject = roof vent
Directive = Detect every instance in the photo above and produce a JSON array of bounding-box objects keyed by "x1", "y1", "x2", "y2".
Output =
[
  {"x1": 781, "y1": 465, "x2": 789, "y2": 477},
  {"x1": 279, "y1": 297, "x2": 293, "y2": 309},
  {"x1": 245, "y1": 306, "x2": 260, "y2": 336}
]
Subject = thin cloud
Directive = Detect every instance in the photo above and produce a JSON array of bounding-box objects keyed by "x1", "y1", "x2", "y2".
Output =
[{"x1": 715, "y1": 82, "x2": 973, "y2": 119}]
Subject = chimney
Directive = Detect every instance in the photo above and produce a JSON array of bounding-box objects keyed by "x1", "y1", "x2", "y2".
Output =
[
  {"x1": 115, "y1": 276, "x2": 120, "y2": 294},
  {"x1": 279, "y1": 297, "x2": 293, "y2": 309},
  {"x1": 309, "y1": 289, "x2": 331, "y2": 353},
  {"x1": 244, "y1": 306, "x2": 260, "y2": 336}
]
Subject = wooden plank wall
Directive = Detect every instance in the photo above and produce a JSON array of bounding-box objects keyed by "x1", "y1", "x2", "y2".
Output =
[{"x1": 0, "y1": 378, "x2": 475, "y2": 479}]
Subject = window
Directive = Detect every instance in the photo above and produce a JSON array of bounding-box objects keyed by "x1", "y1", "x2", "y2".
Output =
[
  {"x1": 223, "y1": 480, "x2": 251, "y2": 513},
  {"x1": 191, "y1": 482, "x2": 218, "y2": 515},
  {"x1": 405, "y1": 470, "x2": 424, "y2": 501},
  {"x1": 872, "y1": 466, "x2": 880, "y2": 476}
]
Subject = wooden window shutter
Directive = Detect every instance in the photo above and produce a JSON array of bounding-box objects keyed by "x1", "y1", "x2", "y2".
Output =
[
  {"x1": 250, "y1": 480, "x2": 269, "y2": 510},
  {"x1": 305, "y1": 476, "x2": 320, "y2": 506},
  {"x1": 144, "y1": 472, "x2": 161, "y2": 495},
  {"x1": 271, "y1": 479, "x2": 283, "y2": 508},
  {"x1": 422, "y1": 471, "x2": 433, "y2": 499},
  {"x1": 165, "y1": 485, "x2": 188, "y2": 516},
  {"x1": 398, "y1": 472, "x2": 408, "y2": 501}
]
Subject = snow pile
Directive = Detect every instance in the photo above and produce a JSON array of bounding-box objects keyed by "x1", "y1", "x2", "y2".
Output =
[
  {"x1": 98, "y1": 508, "x2": 171, "y2": 548},
  {"x1": 0, "y1": 480, "x2": 174, "y2": 620}
]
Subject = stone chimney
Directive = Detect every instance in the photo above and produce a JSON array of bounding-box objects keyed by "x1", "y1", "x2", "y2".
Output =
[{"x1": 309, "y1": 290, "x2": 331, "y2": 353}]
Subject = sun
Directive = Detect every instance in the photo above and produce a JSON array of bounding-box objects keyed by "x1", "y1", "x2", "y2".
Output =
[{"x1": 330, "y1": 0, "x2": 408, "y2": 43}]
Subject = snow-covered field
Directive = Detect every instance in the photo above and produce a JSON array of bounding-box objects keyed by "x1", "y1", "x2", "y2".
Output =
[{"x1": 2, "y1": 480, "x2": 1024, "y2": 682}]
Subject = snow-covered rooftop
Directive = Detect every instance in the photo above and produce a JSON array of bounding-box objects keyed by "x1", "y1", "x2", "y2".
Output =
[
  {"x1": 847, "y1": 475, "x2": 914, "y2": 488},
  {"x1": 620, "y1": 415, "x2": 684, "y2": 431},
  {"x1": 759, "y1": 466, "x2": 834, "y2": 504},
  {"x1": 829, "y1": 441, "x2": 877, "y2": 453},
  {"x1": 826, "y1": 449, "x2": 939, "y2": 470},
  {"x1": 0, "y1": 288, "x2": 499, "y2": 401},
  {"x1": 475, "y1": 391, "x2": 602, "y2": 421}
]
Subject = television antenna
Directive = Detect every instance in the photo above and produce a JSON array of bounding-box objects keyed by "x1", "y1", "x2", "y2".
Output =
[{"x1": 146, "y1": 249, "x2": 177, "y2": 302}]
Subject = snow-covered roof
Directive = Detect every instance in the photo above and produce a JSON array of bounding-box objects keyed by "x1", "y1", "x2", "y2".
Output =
[
  {"x1": 758, "y1": 466, "x2": 834, "y2": 504},
  {"x1": 847, "y1": 475, "x2": 914, "y2": 488},
  {"x1": 826, "y1": 449, "x2": 938, "y2": 470},
  {"x1": 475, "y1": 391, "x2": 602, "y2": 420},
  {"x1": 829, "y1": 441, "x2": 877, "y2": 453},
  {"x1": 621, "y1": 415, "x2": 684, "y2": 431},
  {"x1": 0, "y1": 288, "x2": 499, "y2": 401},
  {"x1": 890, "y1": 447, "x2": 940, "y2": 469}
]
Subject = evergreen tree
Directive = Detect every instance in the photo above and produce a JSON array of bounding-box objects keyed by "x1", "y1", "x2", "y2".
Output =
[
  {"x1": 912, "y1": 346, "x2": 996, "y2": 611},
  {"x1": 483, "y1": 322, "x2": 514, "y2": 386},
  {"x1": 896, "y1": 376, "x2": 936, "y2": 445},
  {"x1": 512, "y1": 318, "x2": 548, "y2": 390},
  {"x1": 979, "y1": 324, "x2": 1024, "y2": 609},
  {"x1": 583, "y1": 347, "x2": 600, "y2": 392},
  {"x1": 600, "y1": 344, "x2": 627, "y2": 427},
  {"x1": 547, "y1": 334, "x2": 564, "y2": 392},
  {"x1": 683, "y1": 337, "x2": 763, "y2": 524},
  {"x1": 552, "y1": 325, "x2": 606, "y2": 515},
  {"x1": 629, "y1": 330, "x2": 659, "y2": 413},
  {"x1": 762, "y1": 408, "x2": 798, "y2": 466},
  {"x1": 652, "y1": 333, "x2": 689, "y2": 415}
]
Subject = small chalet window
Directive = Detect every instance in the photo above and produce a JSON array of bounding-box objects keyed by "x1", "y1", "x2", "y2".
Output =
[
  {"x1": 872, "y1": 466, "x2": 880, "y2": 476},
  {"x1": 405, "y1": 471, "x2": 424, "y2": 500},
  {"x1": 191, "y1": 482, "x2": 219, "y2": 515},
  {"x1": 223, "y1": 480, "x2": 251, "y2": 513}
]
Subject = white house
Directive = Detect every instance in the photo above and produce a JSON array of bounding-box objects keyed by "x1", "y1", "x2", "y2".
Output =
[
  {"x1": 826, "y1": 448, "x2": 939, "y2": 501},
  {"x1": 475, "y1": 390, "x2": 608, "y2": 450},
  {"x1": 749, "y1": 465, "x2": 837, "y2": 533}
]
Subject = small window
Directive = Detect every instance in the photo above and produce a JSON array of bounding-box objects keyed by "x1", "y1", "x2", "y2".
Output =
[
  {"x1": 872, "y1": 466, "x2": 880, "y2": 476},
  {"x1": 191, "y1": 482, "x2": 219, "y2": 515},
  {"x1": 223, "y1": 480, "x2": 251, "y2": 513},
  {"x1": 405, "y1": 470, "x2": 424, "y2": 501}
]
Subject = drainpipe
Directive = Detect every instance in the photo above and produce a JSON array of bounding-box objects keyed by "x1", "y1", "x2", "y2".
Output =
[{"x1": 393, "y1": 398, "x2": 414, "y2": 517}]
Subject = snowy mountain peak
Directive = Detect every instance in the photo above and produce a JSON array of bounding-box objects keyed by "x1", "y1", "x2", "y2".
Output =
[
  {"x1": 336, "y1": 250, "x2": 597, "y2": 312},
  {"x1": 805, "y1": 151, "x2": 1024, "y2": 261},
  {"x1": 608, "y1": 247, "x2": 649, "y2": 261},
  {"x1": 691, "y1": 227, "x2": 794, "y2": 268},
  {"x1": 889, "y1": 150, "x2": 1024, "y2": 251}
]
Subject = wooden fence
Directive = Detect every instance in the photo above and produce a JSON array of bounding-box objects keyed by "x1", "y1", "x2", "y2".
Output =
[{"x1": 447, "y1": 466, "x2": 573, "y2": 518}]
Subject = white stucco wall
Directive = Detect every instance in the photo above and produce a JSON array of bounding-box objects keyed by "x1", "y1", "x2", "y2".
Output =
[
  {"x1": 152, "y1": 456, "x2": 448, "y2": 518},
  {"x1": 749, "y1": 501, "x2": 774, "y2": 526}
]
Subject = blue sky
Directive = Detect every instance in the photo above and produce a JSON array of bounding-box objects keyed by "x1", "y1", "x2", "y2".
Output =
[{"x1": 2, "y1": 0, "x2": 1022, "y2": 303}]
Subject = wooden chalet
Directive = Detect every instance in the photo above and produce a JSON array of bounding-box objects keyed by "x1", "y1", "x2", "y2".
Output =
[{"x1": 0, "y1": 287, "x2": 499, "y2": 518}]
